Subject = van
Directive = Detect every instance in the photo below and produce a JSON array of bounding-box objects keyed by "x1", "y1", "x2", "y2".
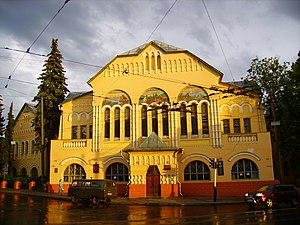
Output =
[{"x1": 68, "y1": 179, "x2": 117, "y2": 206}]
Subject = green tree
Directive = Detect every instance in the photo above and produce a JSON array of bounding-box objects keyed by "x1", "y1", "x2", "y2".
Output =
[
  {"x1": 278, "y1": 52, "x2": 300, "y2": 180},
  {"x1": 32, "y1": 38, "x2": 69, "y2": 179},
  {"x1": 243, "y1": 57, "x2": 290, "y2": 182},
  {"x1": 0, "y1": 96, "x2": 6, "y2": 174},
  {"x1": 4, "y1": 102, "x2": 15, "y2": 173}
]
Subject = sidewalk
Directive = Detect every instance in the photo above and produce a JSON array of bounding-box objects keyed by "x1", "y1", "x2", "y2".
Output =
[{"x1": 0, "y1": 188, "x2": 244, "y2": 206}]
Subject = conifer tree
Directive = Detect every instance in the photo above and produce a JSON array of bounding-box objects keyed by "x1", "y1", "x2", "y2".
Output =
[
  {"x1": 32, "y1": 38, "x2": 69, "y2": 179},
  {"x1": 0, "y1": 96, "x2": 5, "y2": 174},
  {"x1": 4, "y1": 102, "x2": 15, "y2": 172}
]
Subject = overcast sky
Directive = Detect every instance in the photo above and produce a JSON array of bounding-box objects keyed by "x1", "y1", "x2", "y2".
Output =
[{"x1": 0, "y1": 0, "x2": 299, "y2": 119}]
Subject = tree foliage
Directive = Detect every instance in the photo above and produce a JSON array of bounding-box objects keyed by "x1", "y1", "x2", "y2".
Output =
[
  {"x1": 245, "y1": 57, "x2": 290, "y2": 119},
  {"x1": 243, "y1": 54, "x2": 300, "y2": 182},
  {"x1": 32, "y1": 38, "x2": 69, "y2": 152},
  {"x1": 278, "y1": 52, "x2": 300, "y2": 178}
]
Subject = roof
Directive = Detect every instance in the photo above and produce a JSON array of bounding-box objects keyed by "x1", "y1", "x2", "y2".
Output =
[
  {"x1": 139, "y1": 132, "x2": 169, "y2": 149},
  {"x1": 125, "y1": 132, "x2": 181, "y2": 152},
  {"x1": 119, "y1": 40, "x2": 185, "y2": 56},
  {"x1": 15, "y1": 103, "x2": 36, "y2": 121},
  {"x1": 63, "y1": 91, "x2": 92, "y2": 103},
  {"x1": 225, "y1": 81, "x2": 246, "y2": 88},
  {"x1": 88, "y1": 40, "x2": 223, "y2": 85}
]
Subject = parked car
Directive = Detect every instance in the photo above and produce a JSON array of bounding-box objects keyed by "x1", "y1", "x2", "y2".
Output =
[
  {"x1": 68, "y1": 179, "x2": 117, "y2": 206},
  {"x1": 244, "y1": 184, "x2": 299, "y2": 209}
]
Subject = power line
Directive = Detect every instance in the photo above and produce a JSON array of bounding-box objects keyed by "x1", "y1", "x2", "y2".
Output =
[
  {"x1": 145, "y1": 0, "x2": 178, "y2": 43},
  {"x1": 1, "y1": 46, "x2": 252, "y2": 98},
  {"x1": 4, "y1": 0, "x2": 71, "y2": 89},
  {"x1": 1, "y1": 47, "x2": 103, "y2": 69},
  {"x1": 202, "y1": 0, "x2": 235, "y2": 81}
]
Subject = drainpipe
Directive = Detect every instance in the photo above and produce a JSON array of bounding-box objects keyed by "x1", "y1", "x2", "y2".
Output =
[
  {"x1": 120, "y1": 150, "x2": 130, "y2": 196},
  {"x1": 175, "y1": 148, "x2": 184, "y2": 196}
]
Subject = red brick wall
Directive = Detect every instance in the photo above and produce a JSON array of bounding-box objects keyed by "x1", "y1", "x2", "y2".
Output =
[
  {"x1": 181, "y1": 180, "x2": 279, "y2": 196},
  {"x1": 161, "y1": 184, "x2": 179, "y2": 198},
  {"x1": 129, "y1": 184, "x2": 146, "y2": 198},
  {"x1": 117, "y1": 183, "x2": 127, "y2": 196},
  {"x1": 181, "y1": 182, "x2": 213, "y2": 196}
]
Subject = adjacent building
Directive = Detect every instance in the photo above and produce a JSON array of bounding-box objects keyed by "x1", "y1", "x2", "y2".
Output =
[
  {"x1": 47, "y1": 40, "x2": 276, "y2": 197},
  {"x1": 11, "y1": 103, "x2": 41, "y2": 177}
]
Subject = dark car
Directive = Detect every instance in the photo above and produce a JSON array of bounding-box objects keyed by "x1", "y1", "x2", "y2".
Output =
[
  {"x1": 244, "y1": 184, "x2": 299, "y2": 209},
  {"x1": 68, "y1": 179, "x2": 117, "y2": 206}
]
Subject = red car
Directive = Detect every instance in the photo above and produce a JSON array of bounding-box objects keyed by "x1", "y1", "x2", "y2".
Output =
[{"x1": 244, "y1": 184, "x2": 299, "y2": 209}]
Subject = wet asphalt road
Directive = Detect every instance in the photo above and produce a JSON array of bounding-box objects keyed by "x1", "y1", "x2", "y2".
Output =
[{"x1": 0, "y1": 193, "x2": 300, "y2": 225}]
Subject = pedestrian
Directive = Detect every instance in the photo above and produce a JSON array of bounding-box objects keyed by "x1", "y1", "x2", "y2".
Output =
[{"x1": 58, "y1": 179, "x2": 64, "y2": 194}]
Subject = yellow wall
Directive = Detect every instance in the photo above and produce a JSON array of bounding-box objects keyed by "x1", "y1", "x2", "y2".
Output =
[{"x1": 50, "y1": 41, "x2": 274, "y2": 192}]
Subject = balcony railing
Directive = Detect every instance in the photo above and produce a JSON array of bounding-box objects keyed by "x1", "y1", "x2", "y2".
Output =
[
  {"x1": 63, "y1": 140, "x2": 87, "y2": 148},
  {"x1": 227, "y1": 133, "x2": 258, "y2": 142}
]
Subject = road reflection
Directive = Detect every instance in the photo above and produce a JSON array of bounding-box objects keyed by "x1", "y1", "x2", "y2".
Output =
[{"x1": 0, "y1": 193, "x2": 299, "y2": 225}]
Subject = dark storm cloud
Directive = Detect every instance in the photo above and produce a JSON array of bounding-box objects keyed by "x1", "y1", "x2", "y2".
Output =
[
  {"x1": 0, "y1": 0, "x2": 299, "y2": 119},
  {"x1": 269, "y1": 0, "x2": 300, "y2": 21}
]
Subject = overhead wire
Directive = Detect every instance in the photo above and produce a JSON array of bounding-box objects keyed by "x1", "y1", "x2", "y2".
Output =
[
  {"x1": 1, "y1": 46, "x2": 252, "y2": 98},
  {"x1": 201, "y1": 0, "x2": 235, "y2": 81},
  {"x1": 4, "y1": 0, "x2": 71, "y2": 89},
  {"x1": 145, "y1": 0, "x2": 178, "y2": 43},
  {"x1": 1, "y1": 47, "x2": 103, "y2": 69},
  {"x1": 122, "y1": 0, "x2": 179, "y2": 75}
]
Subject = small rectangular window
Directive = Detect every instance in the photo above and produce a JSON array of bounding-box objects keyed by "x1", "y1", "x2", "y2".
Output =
[
  {"x1": 223, "y1": 119, "x2": 230, "y2": 134},
  {"x1": 244, "y1": 118, "x2": 251, "y2": 133},
  {"x1": 89, "y1": 125, "x2": 93, "y2": 139},
  {"x1": 233, "y1": 119, "x2": 241, "y2": 133},
  {"x1": 72, "y1": 126, "x2": 78, "y2": 139},
  {"x1": 80, "y1": 125, "x2": 87, "y2": 139}
]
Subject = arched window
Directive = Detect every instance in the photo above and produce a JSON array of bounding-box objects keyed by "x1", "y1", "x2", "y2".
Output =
[
  {"x1": 152, "y1": 108, "x2": 158, "y2": 134},
  {"x1": 30, "y1": 167, "x2": 38, "y2": 178},
  {"x1": 162, "y1": 107, "x2": 169, "y2": 137},
  {"x1": 25, "y1": 141, "x2": 29, "y2": 155},
  {"x1": 104, "y1": 108, "x2": 110, "y2": 139},
  {"x1": 31, "y1": 140, "x2": 35, "y2": 154},
  {"x1": 180, "y1": 103, "x2": 187, "y2": 137},
  {"x1": 151, "y1": 54, "x2": 155, "y2": 71},
  {"x1": 191, "y1": 103, "x2": 198, "y2": 136},
  {"x1": 231, "y1": 159, "x2": 259, "y2": 180},
  {"x1": 114, "y1": 108, "x2": 120, "y2": 139},
  {"x1": 21, "y1": 168, "x2": 27, "y2": 177},
  {"x1": 124, "y1": 107, "x2": 130, "y2": 138},
  {"x1": 168, "y1": 60, "x2": 172, "y2": 72},
  {"x1": 15, "y1": 143, "x2": 19, "y2": 158},
  {"x1": 106, "y1": 163, "x2": 129, "y2": 182},
  {"x1": 157, "y1": 55, "x2": 161, "y2": 70},
  {"x1": 184, "y1": 160, "x2": 210, "y2": 180},
  {"x1": 64, "y1": 163, "x2": 86, "y2": 182},
  {"x1": 145, "y1": 54, "x2": 150, "y2": 71},
  {"x1": 142, "y1": 105, "x2": 148, "y2": 137},
  {"x1": 22, "y1": 142, "x2": 25, "y2": 155},
  {"x1": 201, "y1": 103, "x2": 209, "y2": 136}
]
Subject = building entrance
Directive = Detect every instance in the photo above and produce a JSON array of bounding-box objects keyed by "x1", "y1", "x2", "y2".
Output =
[{"x1": 146, "y1": 165, "x2": 161, "y2": 197}]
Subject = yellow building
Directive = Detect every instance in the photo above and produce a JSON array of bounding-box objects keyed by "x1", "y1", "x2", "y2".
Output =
[
  {"x1": 11, "y1": 103, "x2": 41, "y2": 177},
  {"x1": 50, "y1": 40, "x2": 275, "y2": 197}
]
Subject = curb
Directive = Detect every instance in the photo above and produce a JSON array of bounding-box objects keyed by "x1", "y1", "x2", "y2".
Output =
[{"x1": 0, "y1": 188, "x2": 245, "y2": 206}]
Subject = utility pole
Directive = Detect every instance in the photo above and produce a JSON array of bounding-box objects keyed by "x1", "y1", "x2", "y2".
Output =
[
  {"x1": 41, "y1": 96, "x2": 45, "y2": 185},
  {"x1": 270, "y1": 92, "x2": 283, "y2": 182},
  {"x1": 213, "y1": 158, "x2": 217, "y2": 202},
  {"x1": 209, "y1": 158, "x2": 218, "y2": 202}
]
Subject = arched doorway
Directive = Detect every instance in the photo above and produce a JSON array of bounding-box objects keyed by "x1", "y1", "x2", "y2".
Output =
[{"x1": 146, "y1": 165, "x2": 161, "y2": 197}]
